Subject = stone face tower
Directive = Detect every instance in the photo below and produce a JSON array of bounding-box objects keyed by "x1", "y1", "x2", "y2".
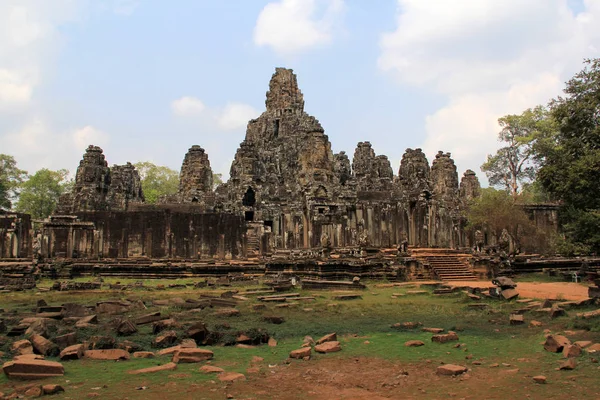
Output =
[
  {"x1": 56, "y1": 145, "x2": 111, "y2": 213},
  {"x1": 56, "y1": 145, "x2": 145, "y2": 213},
  {"x1": 107, "y1": 162, "x2": 144, "y2": 210},
  {"x1": 224, "y1": 68, "x2": 338, "y2": 212},
  {"x1": 178, "y1": 145, "x2": 213, "y2": 203}
]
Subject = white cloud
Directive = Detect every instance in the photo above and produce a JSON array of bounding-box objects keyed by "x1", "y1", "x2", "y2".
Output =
[
  {"x1": 216, "y1": 103, "x2": 258, "y2": 130},
  {"x1": 171, "y1": 96, "x2": 257, "y2": 131},
  {"x1": 0, "y1": 69, "x2": 34, "y2": 108},
  {"x1": 378, "y1": 0, "x2": 600, "y2": 179},
  {"x1": 0, "y1": 119, "x2": 110, "y2": 174},
  {"x1": 171, "y1": 96, "x2": 206, "y2": 116},
  {"x1": 0, "y1": 1, "x2": 83, "y2": 109},
  {"x1": 254, "y1": 0, "x2": 344, "y2": 56}
]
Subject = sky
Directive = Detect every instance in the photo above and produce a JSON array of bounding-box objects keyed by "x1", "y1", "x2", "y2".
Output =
[{"x1": 1, "y1": 0, "x2": 599, "y2": 185}]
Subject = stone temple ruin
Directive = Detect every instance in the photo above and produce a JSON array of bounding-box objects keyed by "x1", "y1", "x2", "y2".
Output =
[{"x1": 1, "y1": 68, "x2": 564, "y2": 282}]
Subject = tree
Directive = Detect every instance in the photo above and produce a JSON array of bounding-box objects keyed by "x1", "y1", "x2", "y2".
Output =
[
  {"x1": 213, "y1": 173, "x2": 223, "y2": 190},
  {"x1": 0, "y1": 154, "x2": 28, "y2": 210},
  {"x1": 536, "y1": 58, "x2": 600, "y2": 253},
  {"x1": 466, "y1": 188, "x2": 537, "y2": 253},
  {"x1": 481, "y1": 106, "x2": 555, "y2": 198},
  {"x1": 134, "y1": 162, "x2": 179, "y2": 204},
  {"x1": 16, "y1": 169, "x2": 70, "y2": 219}
]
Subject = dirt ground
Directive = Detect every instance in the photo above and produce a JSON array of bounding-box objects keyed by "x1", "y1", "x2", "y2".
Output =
[
  {"x1": 107, "y1": 356, "x2": 596, "y2": 400},
  {"x1": 444, "y1": 281, "x2": 590, "y2": 301}
]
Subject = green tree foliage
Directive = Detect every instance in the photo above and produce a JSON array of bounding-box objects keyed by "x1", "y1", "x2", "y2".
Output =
[
  {"x1": 134, "y1": 162, "x2": 179, "y2": 204},
  {"x1": 213, "y1": 173, "x2": 223, "y2": 190},
  {"x1": 0, "y1": 154, "x2": 28, "y2": 210},
  {"x1": 466, "y1": 188, "x2": 537, "y2": 253},
  {"x1": 481, "y1": 106, "x2": 555, "y2": 198},
  {"x1": 16, "y1": 169, "x2": 70, "y2": 219},
  {"x1": 536, "y1": 58, "x2": 600, "y2": 254}
]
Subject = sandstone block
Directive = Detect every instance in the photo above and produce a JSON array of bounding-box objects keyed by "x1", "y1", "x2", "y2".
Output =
[
  {"x1": 314, "y1": 341, "x2": 341, "y2": 353},
  {"x1": 436, "y1": 364, "x2": 468, "y2": 376},
  {"x1": 84, "y1": 349, "x2": 130, "y2": 361},
  {"x1": 172, "y1": 348, "x2": 214, "y2": 363},
  {"x1": 128, "y1": 362, "x2": 177, "y2": 375},
  {"x1": 290, "y1": 348, "x2": 311, "y2": 359},
  {"x1": 59, "y1": 344, "x2": 85, "y2": 360},
  {"x1": 3, "y1": 359, "x2": 65, "y2": 379}
]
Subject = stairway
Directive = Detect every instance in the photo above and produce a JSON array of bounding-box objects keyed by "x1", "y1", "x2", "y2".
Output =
[
  {"x1": 412, "y1": 249, "x2": 477, "y2": 281},
  {"x1": 246, "y1": 233, "x2": 260, "y2": 258}
]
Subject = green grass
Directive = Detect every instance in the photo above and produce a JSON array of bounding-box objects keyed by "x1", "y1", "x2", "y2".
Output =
[{"x1": 1, "y1": 278, "x2": 600, "y2": 399}]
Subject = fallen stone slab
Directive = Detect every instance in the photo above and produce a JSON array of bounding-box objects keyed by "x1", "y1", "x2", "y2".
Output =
[
  {"x1": 11, "y1": 340, "x2": 33, "y2": 355},
  {"x1": 3, "y1": 359, "x2": 65, "y2": 379},
  {"x1": 422, "y1": 327, "x2": 444, "y2": 334},
  {"x1": 559, "y1": 358, "x2": 577, "y2": 370},
  {"x1": 54, "y1": 332, "x2": 77, "y2": 350},
  {"x1": 96, "y1": 301, "x2": 131, "y2": 315},
  {"x1": 432, "y1": 332, "x2": 459, "y2": 343},
  {"x1": 406, "y1": 290, "x2": 428, "y2": 295},
  {"x1": 509, "y1": 314, "x2": 525, "y2": 325},
  {"x1": 133, "y1": 351, "x2": 155, "y2": 358},
  {"x1": 30, "y1": 334, "x2": 58, "y2": 356},
  {"x1": 133, "y1": 312, "x2": 162, "y2": 325},
  {"x1": 212, "y1": 308, "x2": 240, "y2": 317},
  {"x1": 316, "y1": 333, "x2": 337, "y2": 344},
  {"x1": 128, "y1": 362, "x2": 177, "y2": 375},
  {"x1": 42, "y1": 384, "x2": 65, "y2": 395},
  {"x1": 84, "y1": 349, "x2": 130, "y2": 361},
  {"x1": 544, "y1": 335, "x2": 571, "y2": 353},
  {"x1": 436, "y1": 364, "x2": 468, "y2": 376},
  {"x1": 218, "y1": 372, "x2": 246, "y2": 382},
  {"x1": 563, "y1": 344, "x2": 582, "y2": 358},
  {"x1": 404, "y1": 340, "x2": 425, "y2": 347},
  {"x1": 199, "y1": 365, "x2": 225, "y2": 374},
  {"x1": 268, "y1": 337, "x2": 277, "y2": 347},
  {"x1": 585, "y1": 343, "x2": 600, "y2": 353},
  {"x1": 172, "y1": 348, "x2": 214, "y2": 363},
  {"x1": 13, "y1": 354, "x2": 45, "y2": 361},
  {"x1": 532, "y1": 375, "x2": 547, "y2": 384},
  {"x1": 577, "y1": 308, "x2": 600, "y2": 319},
  {"x1": 315, "y1": 341, "x2": 341, "y2": 353},
  {"x1": 117, "y1": 320, "x2": 138, "y2": 336},
  {"x1": 290, "y1": 348, "x2": 311, "y2": 359},
  {"x1": 573, "y1": 340, "x2": 592, "y2": 349},
  {"x1": 153, "y1": 330, "x2": 178, "y2": 347},
  {"x1": 59, "y1": 344, "x2": 85, "y2": 360},
  {"x1": 501, "y1": 288, "x2": 519, "y2": 300}
]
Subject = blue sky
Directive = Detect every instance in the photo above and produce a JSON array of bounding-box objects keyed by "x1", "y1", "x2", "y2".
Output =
[{"x1": 1, "y1": 0, "x2": 599, "y2": 185}]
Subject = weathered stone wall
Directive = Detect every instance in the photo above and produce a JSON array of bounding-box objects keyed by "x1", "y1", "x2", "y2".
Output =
[
  {"x1": 42, "y1": 207, "x2": 244, "y2": 260},
  {"x1": 0, "y1": 211, "x2": 32, "y2": 258}
]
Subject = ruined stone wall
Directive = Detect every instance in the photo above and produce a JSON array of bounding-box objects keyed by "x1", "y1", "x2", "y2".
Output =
[
  {"x1": 0, "y1": 211, "x2": 32, "y2": 258},
  {"x1": 43, "y1": 208, "x2": 244, "y2": 259}
]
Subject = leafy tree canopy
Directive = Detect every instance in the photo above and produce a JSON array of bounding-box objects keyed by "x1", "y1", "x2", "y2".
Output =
[
  {"x1": 134, "y1": 162, "x2": 179, "y2": 204},
  {"x1": 481, "y1": 106, "x2": 555, "y2": 198},
  {"x1": 466, "y1": 188, "x2": 536, "y2": 252},
  {"x1": 16, "y1": 169, "x2": 70, "y2": 219},
  {"x1": 0, "y1": 154, "x2": 28, "y2": 210},
  {"x1": 535, "y1": 58, "x2": 600, "y2": 253}
]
